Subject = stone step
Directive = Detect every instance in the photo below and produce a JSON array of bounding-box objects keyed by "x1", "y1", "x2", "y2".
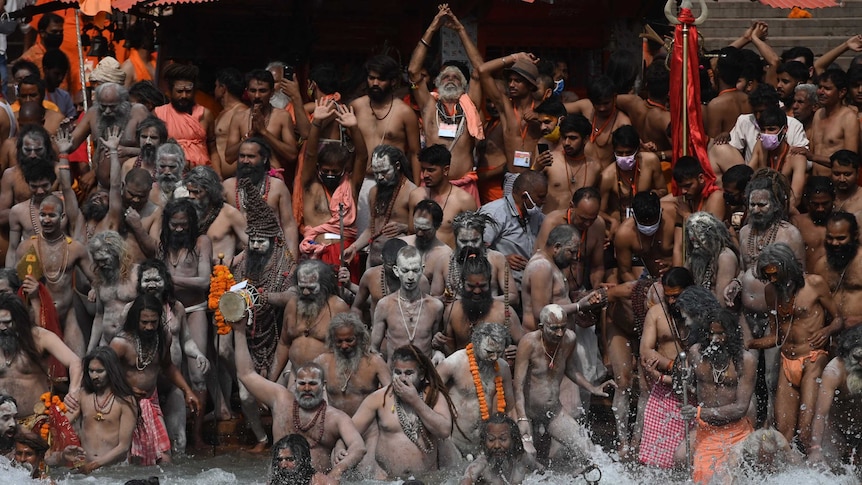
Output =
[
  {"x1": 689, "y1": 2, "x2": 858, "y2": 19},
  {"x1": 701, "y1": 18, "x2": 862, "y2": 37}
]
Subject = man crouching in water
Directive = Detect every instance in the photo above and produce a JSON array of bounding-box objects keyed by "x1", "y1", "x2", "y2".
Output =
[{"x1": 460, "y1": 413, "x2": 542, "y2": 485}]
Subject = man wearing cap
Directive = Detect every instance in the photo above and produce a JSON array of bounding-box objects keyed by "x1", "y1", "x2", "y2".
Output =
[
  {"x1": 477, "y1": 52, "x2": 544, "y2": 195},
  {"x1": 224, "y1": 181, "x2": 295, "y2": 452},
  {"x1": 408, "y1": 5, "x2": 485, "y2": 205}
]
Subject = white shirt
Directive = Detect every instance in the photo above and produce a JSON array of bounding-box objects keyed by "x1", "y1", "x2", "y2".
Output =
[{"x1": 729, "y1": 113, "x2": 808, "y2": 163}]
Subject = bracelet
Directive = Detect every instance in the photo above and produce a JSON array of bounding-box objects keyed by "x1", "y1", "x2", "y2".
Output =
[
  {"x1": 521, "y1": 434, "x2": 533, "y2": 442},
  {"x1": 517, "y1": 417, "x2": 529, "y2": 423},
  {"x1": 575, "y1": 302, "x2": 581, "y2": 313},
  {"x1": 667, "y1": 359, "x2": 675, "y2": 371},
  {"x1": 420, "y1": 38, "x2": 430, "y2": 47}
]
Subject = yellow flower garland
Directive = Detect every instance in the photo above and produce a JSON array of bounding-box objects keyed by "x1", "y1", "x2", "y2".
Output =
[
  {"x1": 465, "y1": 343, "x2": 506, "y2": 420},
  {"x1": 208, "y1": 265, "x2": 236, "y2": 335}
]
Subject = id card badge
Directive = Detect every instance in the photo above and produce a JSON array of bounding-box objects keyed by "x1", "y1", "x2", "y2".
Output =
[
  {"x1": 625, "y1": 207, "x2": 634, "y2": 219},
  {"x1": 514, "y1": 150, "x2": 532, "y2": 168},
  {"x1": 438, "y1": 123, "x2": 458, "y2": 138}
]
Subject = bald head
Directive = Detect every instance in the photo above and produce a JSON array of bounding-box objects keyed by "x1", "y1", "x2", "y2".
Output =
[
  {"x1": 18, "y1": 101, "x2": 45, "y2": 126},
  {"x1": 125, "y1": 167, "x2": 153, "y2": 188},
  {"x1": 40, "y1": 194, "x2": 64, "y2": 213}
]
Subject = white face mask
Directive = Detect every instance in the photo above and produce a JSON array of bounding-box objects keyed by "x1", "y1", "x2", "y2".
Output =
[
  {"x1": 523, "y1": 192, "x2": 543, "y2": 218},
  {"x1": 635, "y1": 209, "x2": 662, "y2": 236}
]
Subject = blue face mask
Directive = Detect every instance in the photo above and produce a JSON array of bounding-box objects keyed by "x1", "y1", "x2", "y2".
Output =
[{"x1": 553, "y1": 78, "x2": 565, "y2": 96}]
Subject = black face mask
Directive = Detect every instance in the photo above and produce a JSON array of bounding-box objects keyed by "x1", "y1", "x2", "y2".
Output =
[
  {"x1": 43, "y1": 32, "x2": 63, "y2": 50},
  {"x1": 319, "y1": 171, "x2": 342, "y2": 193}
]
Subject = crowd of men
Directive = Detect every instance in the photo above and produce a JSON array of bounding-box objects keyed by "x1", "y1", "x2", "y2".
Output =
[{"x1": 0, "y1": 4, "x2": 862, "y2": 484}]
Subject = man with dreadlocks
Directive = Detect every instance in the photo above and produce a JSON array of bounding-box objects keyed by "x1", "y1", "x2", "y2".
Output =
[
  {"x1": 154, "y1": 63, "x2": 218, "y2": 169},
  {"x1": 440, "y1": 211, "x2": 518, "y2": 306},
  {"x1": 683, "y1": 212, "x2": 740, "y2": 303},
  {"x1": 227, "y1": 185, "x2": 295, "y2": 451},
  {"x1": 120, "y1": 116, "x2": 167, "y2": 179},
  {"x1": 681, "y1": 308, "x2": 756, "y2": 484},
  {"x1": 437, "y1": 322, "x2": 515, "y2": 458},
  {"x1": 184, "y1": 166, "x2": 248, "y2": 264},
  {"x1": 724, "y1": 169, "x2": 803, "y2": 424},
  {"x1": 352, "y1": 344, "x2": 457, "y2": 478},
  {"x1": 752, "y1": 243, "x2": 840, "y2": 448},
  {"x1": 87, "y1": 231, "x2": 140, "y2": 351}
]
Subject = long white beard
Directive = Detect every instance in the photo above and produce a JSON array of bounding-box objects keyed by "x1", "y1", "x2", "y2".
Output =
[{"x1": 847, "y1": 369, "x2": 862, "y2": 396}]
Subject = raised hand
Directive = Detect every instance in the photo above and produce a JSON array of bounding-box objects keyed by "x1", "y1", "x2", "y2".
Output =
[
  {"x1": 99, "y1": 125, "x2": 122, "y2": 152},
  {"x1": 312, "y1": 98, "x2": 337, "y2": 125},
  {"x1": 54, "y1": 128, "x2": 75, "y2": 155},
  {"x1": 335, "y1": 103, "x2": 358, "y2": 128}
]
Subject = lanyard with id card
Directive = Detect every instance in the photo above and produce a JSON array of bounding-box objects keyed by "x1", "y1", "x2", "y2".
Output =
[{"x1": 514, "y1": 150, "x2": 531, "y2": 168}]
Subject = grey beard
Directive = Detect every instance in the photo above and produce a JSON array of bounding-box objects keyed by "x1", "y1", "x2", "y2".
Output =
[
  {"x1": 297, "y1": 393, "x2": 324, "y2": 409},
  {"x1": 157, "y1": 174, "x2": 179, "y2": 194},
  {"x1": 98, "y1": 265, "x2": 120, "y2": 284},
  {"x1": 298, "y1": 294, "x2": 326, "y2": 320},
  {"x1": 97, "y1": 105, "x2": 131, "y2": 149},
  {"x1": 688, "y1": 248, "x2": 716, "y2": 287},
  {"x1": 438, "y1": 83, "x2": 465, "y2": 102},
  {"x1": 846, "y1": 367, "x2": 862, "y2": 396},
  {"x1": 335, "y1": 347, "x2": 363, "y2": 379}
]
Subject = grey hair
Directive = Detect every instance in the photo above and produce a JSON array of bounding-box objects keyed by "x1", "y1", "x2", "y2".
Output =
[
  {"x1": 470, "y1": 322, "x2": 511, "y2": 349},
  {"x1": 539, "y1": 304, "x2": 566, "y2": 326},
  {"x1": 794, "y1": 83, "x2": 817, "y2": 105},
  {"x1": 684, "y1": 211, "x2": 738, "y2": 287},
  {"x1": 755, "y1": 243, "x2": 805, "y2": 291},
  {"x1": 184, "y1": 166, "x2": 224, "y2": 208},
  {"x1": 434, "y1": 65, "x2": 468, "y2": 89},
  {"x1": 327, "y1": 312, "x2": 371, "y2": 356},
  {"x1": 94, "y1": 82, "x2": 130, "y2": 103},
  {"x1": 157, "y1": 141, "x2": 187, "y2": 173}
]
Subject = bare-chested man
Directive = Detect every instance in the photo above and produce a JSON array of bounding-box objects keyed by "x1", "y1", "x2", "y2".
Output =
[
  {"x1": 540, "y1": 113, "x2": 602, "y2": 214},
  {"x1": 599, "y1": 125, "x2": 666, "y2": 239},
  {"x1": 666, "y1": 158, "x2": 726, "y2": 267},
  {"x1": 0, "y1": 293, "x2": 82, "y2": 425},
  {"x1": 346, "y1": 239, "x2": 409, "y2": 320},
  {"x1": 87, "y1": 231, "x2": 139, "y2": 351},
  {"x1": 213, "y1": 68, "x2": 245, "y2": 178},
  {"x1": 15, "y1": 195, "x2": 94, "y2": 357},
  {"x1": 514, "y1": 304, "x2": 615, "y2": 465},
  {"x1": 400, "y1": 199, "x2": 452, "y2": 290},
  {"x1": 65, "y1": 346, "x2": 137, "y2": 474},
  {"x1": 351, "y1": 55, "x2": 421, "y2": 235},
  {"x1": 808, "y1": 325, "x2": 862, "y2": 465},
  {"x1": 792, "y1": 176, "x2": 835, "y2": 271},
  {"x1": 184, "y1": 166, "x2": 247, "y2": 264},
  {"x1": 460, "y1": 414, "x2": 541, "y2": 485},
  {"x1": 373, "y1": 246, "x2": 445, "y2": 364},
  {"x1": 750, "y1": 243, "x2": 840, "y2": 446},
  {"x1": 233, "y1": 319, "x2": 365, "y2": 481},
  {"x1": 351, "y1": 345, "x2": 456, "y2": 478},
  {"x1": 272, "y1": 260, "x2": 350, "y2": 382},
  {"x1": 120, "y1": 116, "x2": 166, "y2": 180},
  {"x1": 813, "y1": 212, "x2": 862, "y2": 329},
  {"x1": 344, "y1": 145, "x2": 416, "y2": 268},
  {"x1": 409, "y1": 144, "x2": 477, "y2": 247},
  {"x1": 748, "y1": 105, "x2": 807, "y2": 207},
  {"x1": 225, "y1": 69, "x2": 297, "y2": 174},
  {"x1": 437, "y1": 322, "x2": 514, "y2": 458},
  {"x1": 802, "y1": 69, "x2": 859, "y2": 177},
  {"x1": 680, "y1": 308, "x2": 756, "y2": 484},
  {"x1": 110, "y1": 295, "x2": 200, "y2": 465},
  {"x1": 830, "y1": 150, "x2": 862, "y2": 214},
  {"x1": 705, "y1": 47, "x2": 751, "y2": 140},
  {"x1": 224, "y1": 137, "x2": 299, "y2": 258},
  {"x1": 408, "y1": 5, "x2": 485, "y2": 202},
  {"x1": 616, "y1": 61, "x2": 672, "y2": 162},
  {"x1": 565, "y1": 75, "x2": 633, "y2": 168},
  {"x1": 614, "y1": 192, "x2": 675, "y2": 283}
]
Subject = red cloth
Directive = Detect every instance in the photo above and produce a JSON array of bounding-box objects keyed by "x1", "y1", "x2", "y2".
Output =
[
  {"x1": 131, "y1": 390, "x2": 170, "y2": 465},
  {"x1": 318, "y1": 237, "x2": 360, "y2": 284},
  {"x1": 693, "y1": 417, "x2": 753, "y2": 484},
  {"x1": 638, "y1": 381, "x2": 690, "y2": 469},
  {"x1": 17, "y1": 284, "x2": 67, "y2": 381},
  {"x1": 669, "y1": 10, "x2": 719, "y2": 202},
  {"x1": 154, "y1": 104, "x2": 211, "y2": 167},
  {"x1": 299, "y1": 177, "x2": 358, "y2": 256},
  {"x1": 47, "y1": 400, "x2": 81, "y2": 454}
]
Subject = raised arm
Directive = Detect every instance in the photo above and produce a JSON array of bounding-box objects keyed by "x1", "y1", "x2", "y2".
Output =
[
  {"x1": 334, "y1": 103, "x2": 369, "y2": 199},
  {"x1": 302, "y1": 99, "x2": 337, "y2": 189},
  {"x1": 408, "y1": 6, "x2": 450, "y2": 110},
  {"x1": 232, "y1": 320, "x2": 287, "y2": 410},
  {"x1": 814, "y1": 34, "x2": 862, "y2": 76}
]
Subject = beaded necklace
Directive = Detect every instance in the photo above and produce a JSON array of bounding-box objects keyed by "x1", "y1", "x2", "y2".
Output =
[
  {"x1": 235, "y1": 177, "x2": 271, "y2": 211},
  {"x1": 369, "y1": 177, "x2": 404, "y2": 239},
  {"x1": 28, "y1": 198, "x2": 41, "y2": 235},
  {"x1": 746, "y1": 223, "x2": 779, "y2": 263},
  {"x1": 395, "y1": 391, "x2": 434, "y2": 453},
  {"x1": 34, "y1": 234, "x2": 70, "y2": 284},
  {"x1": 135, "y1": 333, "x2": 159, "y2": 371},
  {"x1": 93, "y1": 391, "x2": 115, "y2": 422},
  {"x1": 293, "y1": 400, "x2": 326, "y2": 448}
]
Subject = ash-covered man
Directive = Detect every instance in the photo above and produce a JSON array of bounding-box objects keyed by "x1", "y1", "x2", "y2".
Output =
[
  {"x1": 109, "y1": 295, "x2": 200, "y2": 466},
  {"x1": 437, "y1": 322, "x2": 515, "y2": 459},
  {"x1": 0, "y1": 395, "x2": 17, "y2": 456},
  {"x1": 152, "y1": 142, "x2": 188, "y2": 204},
  {"x1": 184, "y1": 166, "x2": 248, "y2": 265},
  {"x1": 120, "y1": 115, "x2": 167, "y2": 179},
  {"x1": 683, "y1": 212, "x2": 740, "y2": 304},
  {"x1": 408, "y1": 4, "x2": 486, "y2": 204},
  {"x1": 400, "y1": 199, "x2": 452, "y2": 292},
  {"x1": 372, "y1": 246, "x2": 445, "y2": 364},
  {"x1": 87, "y1": 231, "x2": 140, "y2": 351},
  {"x1": 460, "y1": 414, "x2": 539, "y2": 485}
]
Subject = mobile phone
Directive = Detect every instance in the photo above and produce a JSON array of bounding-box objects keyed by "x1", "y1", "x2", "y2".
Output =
[
  {"x1": 283, "y1": 65, "x2": 295, "y2": 80},
  {"x1": 537, "y1": 143, "x2": 550, "y2": 154}
]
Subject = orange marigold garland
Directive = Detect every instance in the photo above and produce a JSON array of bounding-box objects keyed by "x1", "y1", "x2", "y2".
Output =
[
  {"x1": 38, "y1": 392, "x2": 66, "y2": 441},
  {"x1": 209, "y1": 263, "x2": 236, "y2": 335},
  {"x1": 465, "y1": 343, "x2": 506, "y2": 420}
]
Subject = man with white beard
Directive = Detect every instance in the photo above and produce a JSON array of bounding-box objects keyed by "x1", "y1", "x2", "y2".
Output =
[
  {"x1": 809, "y1": 325, "x2": 862, "y2": 465},
  {"x1": 152, "y1": 142, "x2": 188, "y2": 204},
  {"x1": 121, "y1": 116, "x2": 167, "y2": 178},
  {"x1": 684, "y1": 212, "x2": 740, "y2": 304}
]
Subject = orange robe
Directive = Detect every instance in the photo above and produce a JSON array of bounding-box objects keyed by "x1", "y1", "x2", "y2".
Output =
[
  {"x1": 128, "y1": 48, "x2": 155, "y2": 82},
  {"x1": 154, "y1": 103, "x2": 211, "y2": 167}
]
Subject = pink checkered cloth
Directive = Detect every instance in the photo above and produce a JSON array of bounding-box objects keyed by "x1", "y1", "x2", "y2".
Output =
[
  {"x1": 131, "y1": 390, "x2": 171, "y2": 465},
  {"x1": 638, "y1": 380, "x2": 690, "y2": 468}
]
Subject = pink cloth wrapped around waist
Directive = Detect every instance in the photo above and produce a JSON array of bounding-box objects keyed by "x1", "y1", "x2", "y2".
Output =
[{"x1": 131, "y1": 390, "x2": 170, "y2": 466}]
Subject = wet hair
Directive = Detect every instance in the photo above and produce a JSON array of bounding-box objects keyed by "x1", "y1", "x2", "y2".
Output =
[
  {"x1": 632, "y1": 191, "x2": 661, "y2": 223},
  {"x1": 645, "y1": 61, "x2": 670, "y2": 100},
  {"x1": 156, "y1": 141, "x2": 188, "y2": 175},
  {"x1": 534, "y1": 97, "x2": 566, "y2": 118},
  {"x1": 135, "y1": 115, "x2": 168, "y2": 143},
  {"x1": 512, "y1": 170, "x2": 547, "y2": 194},
  {"x1": 755, "y1": 242, "x2": 805, "y2": 290},
  {"x1": 184, "y1": 166, "x2": 225, "y2": 209},
  {"x1": 675, "y1": 285, "x2": 721, "y2": 331},
  {"x1": 672, "y1": 156, "x2": 704, "y2": 182},
  {"x1": 587, "y1": 75, "x2": 616, "y2": 102},
  {"x1": 831, "y1": 149, "x2": 860, "y2": 170},
  {"x1": 364, "y1": 55, "x2": 400, "y2": 81},
  {"x1": 838, "y1": 324, "x2": 862, "y2": 360},
  {"x1": 803, "y1": 176, "x2": 835, "y2": 200},
  {"x1": 722, "y1": 164, "x2": 754, "y2": 193},
  {"x1": 418, "y1": 144, "x2": 451, "y2": 167},
  {"x1": 606, "y1": 50, "x2": 639, "y2": 94},
  {"x1": 0, "y1": 294, "x2": 42, "y2": 372},
  {"x1": 611, "y1": 125, "x2": 640, "y2": 150},
  {"x1": 413, "y1": 199, "x2": 443, "y2": 228},
  {"x1": 758, "y1": 105, "x2": 787, "y2": 129},
  {"x1": 381, "y1": 238, "x2": 408, "y2": 266},
  {"x1": 122, "y1": 294, "x2": 166, "y2": 353},
  {"x1": 820, "y1": 68, "x2": 848, "y2": 91},
  {"x1": 129, "y1": 81, "x2": 168, "y2": 109},
  {"x1": 559, "y1": 113, "x2": 591, "y2": 138},
  {"x1": 0, "y1": 268, "x2": 21, "y2": 293},
  {"x1": 13, "y1": 429, "x2": 48, "y2": 456},
  {"x1": 388, "y1": 345, "x2": 458, "y2": 435},
  {"x1": 88, "y1": 231, "x2": 132, "y2": 284},
  {"x1": 159, "y1": 198, "x2": 200, "y2": 257},
  {"x1": 162, "y1": 63, "x2": 199, "y2": 89},
  {"x1": 460, "y1": 247, "x2": 492, "y2": 282},
  {"x1": 38, "y1": 13, "x2": 63, "y2": 31},
  {"x1": 781, "y1": 46, "x2": 814, "y2": 68},
  {"x1": 309, "y1": 63, "x2": 339, "y2": 95},
  {"x1": 42, "y1": 49, "x2": 69, "y2": 75},
  {"x1": 246, "y1": 68, "x2": 275, "y2": 89},
  {"x1": 137, "y1": 259, "x2": 176, "y2": 305},
  {"x1": 716, "y1": 47, "x2": 744, "y2": 87},
  {"x1": 662, "y1": 266, "x2": 695, "y2": 289},
  {"x1": 327, "y1": 313, "x2": 371, "y2": 356},
  {"x1": 215, "y1": 68, "x2": 245, "y2": 98},
  {"x1": 745, "y1": 168, "x2": 793, "y2": 221},
  {"x1": 293, "y1": 259, "x2": 338, "y2": 297},
  {"x1": 270, "y1": 434, "x2": 315, "y2": 483},
  {"x1": 546, "y1": 224, "x2": 579, "y2": 248},
  {"x1": 692, "y1": 307, "x2": 746, "y2": 369},
  {"x1": 747, "y1": 84, "x2": 780, "y2": 111},
  {"x1": 794, "y1": 83, "x2": 817, "y2": 104},
  {"x1": 82, "y1": 346, "x2": 136, "y2": 403},
  {"x1": 480, "y1": 413, "x2": 524, "y2": 457},
  {"x1": 241, "y1": 136, "x2": 273, "y2": 172},
  {"x1": 777, "y1": 61, "x2": 809, "y2": 84},
  {"x1": 452, "y1": 211, "x2": 496, "y2": 239},
  {"x1": 827, "y1": 211, "x2": 859, "y2": 242},
  {"x1": 572, "y1": 186, "x2": 601, "y2": 206}
]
